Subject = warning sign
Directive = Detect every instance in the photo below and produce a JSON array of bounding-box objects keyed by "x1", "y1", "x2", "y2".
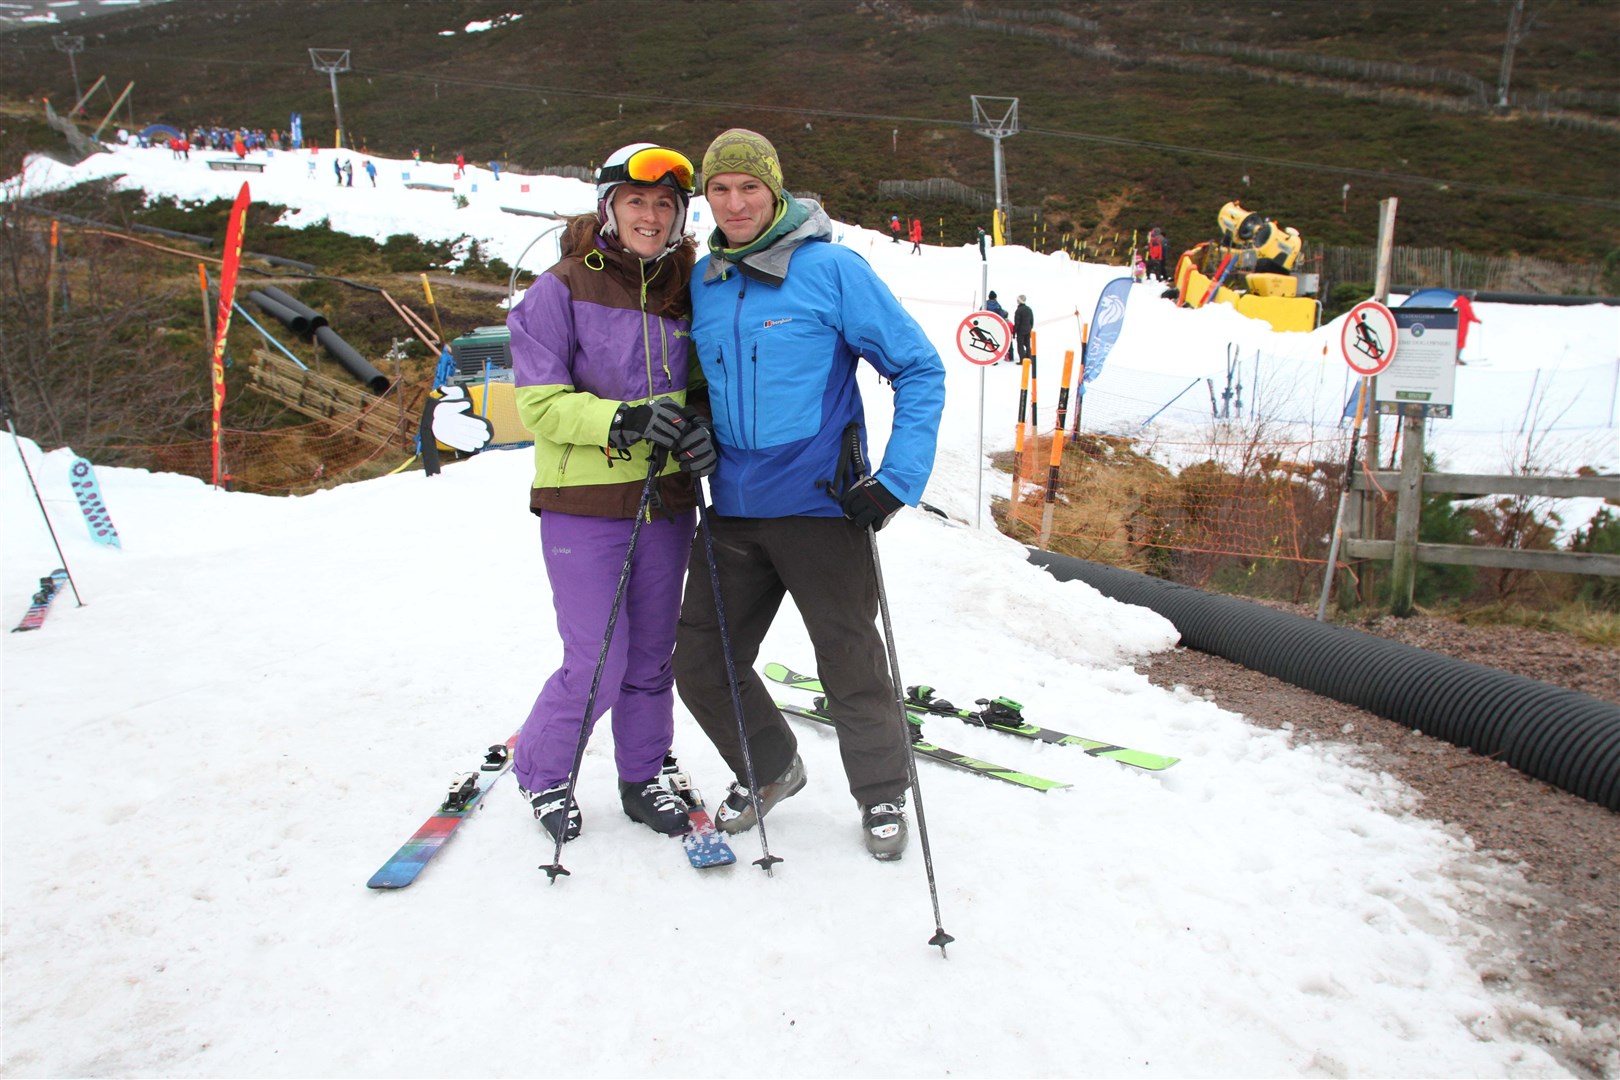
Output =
[
  {"x1": 956, "y1": 311, "x2": 1011, "y2": 366},
  {"x1": 1340, "y1": 300, "x2": 1398, "y2": 376}
]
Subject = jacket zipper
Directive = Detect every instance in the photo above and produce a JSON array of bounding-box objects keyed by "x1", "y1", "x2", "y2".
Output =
[
  {"x1": 748, "y1": 342, "x2": 758, "y2": 446},
  {"x1": 554, "y1": 445, "x2": 573, "y2": 492},
  {"x1": 731, "y1": 277, "x2": 748, "y2": 446}
]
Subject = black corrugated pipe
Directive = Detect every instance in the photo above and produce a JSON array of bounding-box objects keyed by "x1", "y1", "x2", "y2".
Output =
[
  {"x1": 1027, "y1": 548, "x2": 1620, "y2": 811},
  {"x1": 313, "y1": 326, "x2": 389, "y2": 394},
  {"x1": 258, "y1": 286, "x2": 329, "y2": 334},
  {"x1": 247, "y1": 253, "x2": 319, "y2": 273},
  {"x1": 246, "y1": 290, "x2": 309, "y2": 336}
]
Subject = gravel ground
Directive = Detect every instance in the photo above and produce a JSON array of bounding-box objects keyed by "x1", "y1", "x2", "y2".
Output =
[{"x1": 1134, "y1": 611, "x2": 1620, "y2": 1077}]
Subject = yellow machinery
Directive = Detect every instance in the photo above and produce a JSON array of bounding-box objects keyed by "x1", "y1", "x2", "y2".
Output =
[{"x1": 1173, "y1": 201, "x2": 1319, "y2": 332}]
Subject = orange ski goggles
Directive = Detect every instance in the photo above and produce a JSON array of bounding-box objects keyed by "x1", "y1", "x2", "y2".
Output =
[{"x1": 599, "y1": 146, "x2": 695, "y2": 195}]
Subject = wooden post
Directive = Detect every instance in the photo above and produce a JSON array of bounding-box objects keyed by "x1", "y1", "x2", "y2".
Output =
[
  {"x1": 420, "y1": 273, "x2": 446, "y2": 346},
  {"x1": 197, "y1": 263, "x2": 214, "y2": 349},
  {"x1": 1388, "y1": 414, "x2": 1426, "y2": 616},
  {"x1": 44, "y1": 220, "x2": 59, "y2": 337}
]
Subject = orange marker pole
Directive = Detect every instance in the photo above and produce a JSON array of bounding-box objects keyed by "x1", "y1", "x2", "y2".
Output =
[
  {"x1": 1012, "y1": 357, "x2": 1030, "y2": 507},
  {"x1": 1054, "y1": 348, "x2": 1075, "y2": 437}
]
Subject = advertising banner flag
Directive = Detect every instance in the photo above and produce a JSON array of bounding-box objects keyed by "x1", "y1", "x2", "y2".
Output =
[
  {"x1": 211, "y1": 182, "x2": 251, "y2": 488},
  {"x1": 1080, "y1": 277, "x2": 1132, "y2": 395}
]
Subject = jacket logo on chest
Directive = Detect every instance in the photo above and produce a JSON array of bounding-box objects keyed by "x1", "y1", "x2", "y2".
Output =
[{"x1": 762, "y1": 318, "x2": 795, "y2": 329}]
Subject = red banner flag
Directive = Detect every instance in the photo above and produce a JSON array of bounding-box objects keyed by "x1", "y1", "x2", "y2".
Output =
[{"x1": 211, "y1": 182, "x2": 251, "y2": 488}]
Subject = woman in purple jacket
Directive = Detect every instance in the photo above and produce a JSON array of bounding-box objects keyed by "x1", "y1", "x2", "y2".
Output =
[{"x1": 505, "y1": 142, "x2": 716, "y2": 844}]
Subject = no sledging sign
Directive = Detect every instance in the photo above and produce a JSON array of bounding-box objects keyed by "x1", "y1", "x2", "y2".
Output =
[
  {"x1": 1340, "y1": 300, "x2": 1398, "y2": 376},
  {"x1": 957, "y1": 311, "x2": 1011, "y2": 365}
]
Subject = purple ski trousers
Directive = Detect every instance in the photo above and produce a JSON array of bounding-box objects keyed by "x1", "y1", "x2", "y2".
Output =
[{"x1": 514, "y1": 507, "x2": 696, "y2": 793}]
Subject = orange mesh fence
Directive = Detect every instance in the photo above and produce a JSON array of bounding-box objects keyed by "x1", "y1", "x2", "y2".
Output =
[
  {"x1": 82, "y1": 371, "x2": 430, "y2": 494},
  {"x1": 1005, "y1": 427, "x2": 1370, "y2": 599}
]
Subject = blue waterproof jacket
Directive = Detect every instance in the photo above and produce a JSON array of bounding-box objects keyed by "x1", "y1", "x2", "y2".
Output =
[{"x1": 691, "y1": 202, "x2": 945, "y2": 519}]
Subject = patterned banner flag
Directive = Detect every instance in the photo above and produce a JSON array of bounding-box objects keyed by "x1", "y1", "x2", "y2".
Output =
[
  {"x1": 1080, "y1": 276, "x2": 1133, "y2": 395},
  {"x1": 211, "y1": 182, "x2": 251, "y2": 488}
]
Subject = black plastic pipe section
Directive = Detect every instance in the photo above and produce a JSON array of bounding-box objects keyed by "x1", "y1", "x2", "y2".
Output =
[
  {"x1": 313, "y1": 325, "x2": 390, "y2": 394},
  {"x1": 1027, "y1": 549, "x2": 1620, "y2": 811},
  {"x1": 246, "y1": 290, "x2": 309, "y2": 336},
  {"x1": 258, "y1": 286, "x2": 329, "y2": 335}
]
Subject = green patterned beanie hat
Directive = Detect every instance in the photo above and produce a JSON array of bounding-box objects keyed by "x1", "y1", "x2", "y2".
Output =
[{"x1": 701, "y1": 128, "x2": 783, "y2": 198}]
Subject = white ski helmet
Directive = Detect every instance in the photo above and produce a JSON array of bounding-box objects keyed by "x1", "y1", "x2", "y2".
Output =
[{"x1": 596, "y1": 142, "x2": 694, "y2": 255}]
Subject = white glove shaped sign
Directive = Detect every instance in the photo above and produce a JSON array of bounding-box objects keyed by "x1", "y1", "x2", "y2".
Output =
[{"x1": 431, "y1": 385, "x2": 494, "y2": 452}]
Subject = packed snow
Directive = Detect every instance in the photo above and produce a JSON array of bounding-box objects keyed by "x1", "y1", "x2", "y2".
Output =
[{"x1": 4, "y1": 141, "x2": 1616, "y2": 1077}]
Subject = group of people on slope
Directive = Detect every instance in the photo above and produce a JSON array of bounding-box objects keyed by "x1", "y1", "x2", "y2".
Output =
[
  {"x1": 888, "y1": 215, "x2": 924, "y2": 254},
  {"x1": 505, "y1": 129, "x2": 946, "y2": 862},
  {"x1": 984, "y1": 291, "x2": 1033, "y2": 364}
]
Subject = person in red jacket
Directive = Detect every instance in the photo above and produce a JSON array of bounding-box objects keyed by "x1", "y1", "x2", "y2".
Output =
[
  {"x1": 454, "y1": 151, "x2": 465, "y2": 179},
  {"x1": 908, "y1": 216, "x2": 923, "y2": 255},
  {"x1": 1146, "y1": 227, "x2": 1167, "y2": 282},
  {"x1": 888, "y1": 215, "x2": 902, "y2": 243}
]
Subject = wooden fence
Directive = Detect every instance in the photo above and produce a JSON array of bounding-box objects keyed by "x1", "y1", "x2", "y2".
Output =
[
  {"x1": 1317, "y1": 246, "x2": 1605, "y2": 295},
  {"x1": 877, "y1": 178, "x2": 1040, "y2": 217},
  {"x1": 1345, "y1": 470, "x2": 1620, "y2": 579}
]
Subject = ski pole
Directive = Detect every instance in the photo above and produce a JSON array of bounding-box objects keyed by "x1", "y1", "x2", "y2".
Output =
[
  {"x1": 694, "y1": 479, "x2": 783, "y2": 874},
  {"x1": 867, "y1": 530, "x2": 953, "y2": 956},
  {"x1": 843, "y1": 428, "x2": 952, "y2": 955},
  {"x1": 540, "y1": 453, "x2": 662, "y2": 883},
  {"x1": 0, "y1": 388, "x2": 83, "y2": 606}
]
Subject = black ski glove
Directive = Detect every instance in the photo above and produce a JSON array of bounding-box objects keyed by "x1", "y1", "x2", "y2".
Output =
[
  {"x1": 608, "y1": 398, "x2": 686, "y2": 450},
  {"x1": 841, "y1": 476, "x2": 904, "y2": 531},
  {"x1": 673, "y1": 415, "x2": 718, "y2": 478}
]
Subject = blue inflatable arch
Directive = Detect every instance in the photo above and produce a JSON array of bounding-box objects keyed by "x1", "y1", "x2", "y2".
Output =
[{"x1": 139, "y1": 124, "x2": 183, "y2": 145}]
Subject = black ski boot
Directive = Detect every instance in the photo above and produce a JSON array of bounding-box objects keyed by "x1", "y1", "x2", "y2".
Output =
[
  {"x1": 715, "y1": 753, "x2": 807, "y2": 835},
  {"x1": 861, "y1": 797, "x2": 908, "y2": 861},
  {"x1": 520, "y1": 782, "x2": 582, "y2": 843},
  {"x1": 620, "y1": 779, "x2": 692, "y2": 836}
]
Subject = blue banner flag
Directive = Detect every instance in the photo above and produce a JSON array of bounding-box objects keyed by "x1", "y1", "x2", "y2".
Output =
[
  {"x1": 289, "y1": 112, "x2": 303, "y2": 149},
  {"x1": 1081, "y1": 277, "x2": 1133, "y2": 394}
]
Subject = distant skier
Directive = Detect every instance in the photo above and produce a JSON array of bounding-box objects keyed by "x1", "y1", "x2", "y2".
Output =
[
  {"x1": 363, "y1": 159, "x2": 377, "y2": 186},
  {"x1": 1013, "y1": 294, "x2": 1034, "y2": 364},
  {"x1": 909, "y1": 216, "x2": 923, "y2": 255},
  {"x1": 1146, "y1": 227, "x2": 1168, "y2": 282}
]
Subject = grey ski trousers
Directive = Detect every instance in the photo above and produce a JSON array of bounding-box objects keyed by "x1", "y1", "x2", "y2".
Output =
[{"x1": 673, "y1": 515, "x2": 910, "y2": 807}]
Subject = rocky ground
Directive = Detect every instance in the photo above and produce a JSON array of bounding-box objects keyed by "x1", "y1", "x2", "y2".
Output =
[{"x1": 1134, "y1": 610, "x2": 1620, "y2": 1077}]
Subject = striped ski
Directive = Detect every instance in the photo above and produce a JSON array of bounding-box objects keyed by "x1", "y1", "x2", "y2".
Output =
[
  {"x1": 765, "y1": 662, "x2": 1177, "y2": 772},
  {"x1": 11, "y1": 570, "x2": 69, "y2": 633},
  {"x1": 773, "y1": 700, "x2": 1070, "y2": 793},
  {"x1": 367, "y1": 735, "x2": 519, "y2": 890}
]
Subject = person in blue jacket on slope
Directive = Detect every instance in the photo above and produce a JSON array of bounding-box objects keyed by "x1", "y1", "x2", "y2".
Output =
[{"x1": 674, "y1": 128, "x2": 946, "y2": 862}]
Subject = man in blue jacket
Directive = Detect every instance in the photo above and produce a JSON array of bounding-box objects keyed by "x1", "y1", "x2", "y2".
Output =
[{"x1": 674, "y1": 128, "x2": 945, "y2": 861}]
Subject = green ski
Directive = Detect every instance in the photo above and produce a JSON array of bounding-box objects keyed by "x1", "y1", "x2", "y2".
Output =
[
  {"x1": 764, "y1": 662, "x2": 1178, "y2": 772},
  {"x1": 773, "y1": 700, "x2": 1070, "y2": 792}
]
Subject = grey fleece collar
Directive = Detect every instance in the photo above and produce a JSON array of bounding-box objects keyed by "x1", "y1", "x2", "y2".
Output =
[{"x1": 703, "y1": 200, "x2": 834, "y2": 287}]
